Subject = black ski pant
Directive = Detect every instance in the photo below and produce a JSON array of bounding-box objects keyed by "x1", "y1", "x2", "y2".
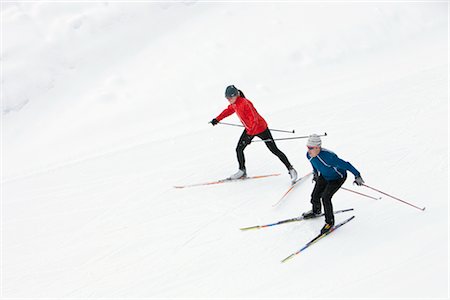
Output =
[
  {"x1": 236, "y1": 128, "x2": 292, "y2": 171},
  {"x1": 310, "y1": 175, "x2": 347, "y2": 225}
]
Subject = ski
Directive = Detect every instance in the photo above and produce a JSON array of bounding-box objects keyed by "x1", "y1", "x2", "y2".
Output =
[
  {"x1": 239, "y1": 208, "x2": 354, "y2": 231},
  {"x1": 272, "y1": 171, "x2": 313, "y2": 207},
  {"x1": 174, "y1": 173, "x2": 281, "y2": 189},
  {"x1": 281, "y1": 215, "x2": 355, "y2": 263}
]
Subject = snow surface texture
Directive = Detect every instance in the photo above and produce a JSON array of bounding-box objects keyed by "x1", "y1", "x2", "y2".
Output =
[{"x1": 1, "y1": 2, "x2": 448, "y2": 298}]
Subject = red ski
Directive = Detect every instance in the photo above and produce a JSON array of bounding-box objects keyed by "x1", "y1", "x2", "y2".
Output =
[
  {"x1": 272, "y1": 172, "x2": 312, "y2": 207},
  {"x1": 174, "y1": 173, "x2": 281, "y2": 189}
]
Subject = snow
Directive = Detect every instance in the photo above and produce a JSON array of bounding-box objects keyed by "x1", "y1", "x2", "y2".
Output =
[{"x1": 1, "y1": 1, "x2": 448, "y2": 298}]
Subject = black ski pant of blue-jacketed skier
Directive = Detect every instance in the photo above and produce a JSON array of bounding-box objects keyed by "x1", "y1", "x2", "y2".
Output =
[{"x1": 311, "y1": 175, "x2": 347, "y2": 225}]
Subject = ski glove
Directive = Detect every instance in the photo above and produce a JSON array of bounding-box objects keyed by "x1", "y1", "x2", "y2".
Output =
[
  {"x1": 354, "y1": 176, "x2": 365, "y2": 186},
  {"x1": 312, "y1": 172, "x2": 319, "y2": 183},
  {"x1": 210, "y1": 118, "x2": 219, "y2": 126}
]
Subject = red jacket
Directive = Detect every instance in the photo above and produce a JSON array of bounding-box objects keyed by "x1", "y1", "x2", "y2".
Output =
[{"x1": 215, "y1": 97, "x2": 268, "y2": 135}]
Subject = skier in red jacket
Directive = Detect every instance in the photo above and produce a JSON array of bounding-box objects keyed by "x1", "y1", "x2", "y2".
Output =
[{"x1": 210, "y1": 85, "x2": 297, "y2": 183}]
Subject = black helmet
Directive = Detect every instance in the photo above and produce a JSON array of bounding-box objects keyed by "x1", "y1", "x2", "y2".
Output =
[{"x1": 225, "y1": 85, "x2": 238, "y2": 98}]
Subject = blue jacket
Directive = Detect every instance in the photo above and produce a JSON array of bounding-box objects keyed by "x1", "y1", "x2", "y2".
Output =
[{"x1": 306, "y1": 148, "x2": 360, "y2": 181}]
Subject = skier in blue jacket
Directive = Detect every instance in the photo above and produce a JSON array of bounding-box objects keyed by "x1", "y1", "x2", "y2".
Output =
[{"x1": 303, "y1": 134, "x2": 364, "y2": 234}]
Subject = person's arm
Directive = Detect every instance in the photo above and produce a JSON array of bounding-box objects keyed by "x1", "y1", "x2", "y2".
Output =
[
  {"x1": 307, "y1": 152, "x2": 319, "y2": 180},
  {"x1": 215, "y1": 104, "x2": 235, "y2": 121},
  {"x1": 333, "y1": 154, "x2": 361, "y2": 178}
]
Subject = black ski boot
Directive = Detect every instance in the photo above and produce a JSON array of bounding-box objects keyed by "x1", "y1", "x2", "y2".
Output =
[
  {"x1": 320, "y1": 221, "x2": 335, "y2": 234},
  {"x1": 302, "y1": 210, "x2": 321, "y2": 219}
]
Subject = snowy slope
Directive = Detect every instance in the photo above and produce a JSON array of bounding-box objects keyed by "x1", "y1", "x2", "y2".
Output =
[{"x1": 2, "y1": 2, "x2": 448, "y2": 298}]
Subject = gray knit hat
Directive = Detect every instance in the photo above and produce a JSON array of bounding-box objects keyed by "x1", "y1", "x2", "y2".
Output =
[
  {"x1": 307, "y1": 134, "x2": 322, "y2": 147},
  {"x1": 225, "y1": 85, "x2": 238, "y2": 98}
]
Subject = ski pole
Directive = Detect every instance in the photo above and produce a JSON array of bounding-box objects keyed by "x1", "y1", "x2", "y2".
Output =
[
  {"x1": 253, "y1": 132, "x2": 327, "y2": 143},
  {"x1": 217, "y1": 122, "x2": 295, "y2": 134},
  {"x1": 340, "y1": 187, "x2": 381, "y2": 200},
  {"x1": 362, "y1": 184, "x2": 426, "y2": 211}
]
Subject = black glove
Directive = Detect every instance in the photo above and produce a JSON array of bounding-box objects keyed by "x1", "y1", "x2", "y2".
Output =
[
  {"x1": 312, "y1": 172, "x2": 319, "y2": 183},
  {"x1": 210, "y1": 118, "x2": 219, "y2": 126},
  {"x1": 354, "y1": 176, "x2": 364, "y2": 186}
]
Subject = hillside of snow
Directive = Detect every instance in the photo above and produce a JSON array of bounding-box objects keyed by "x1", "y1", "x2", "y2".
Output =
[{"x1": 1, "y1": 2, "x2": 448, "y2": 298}]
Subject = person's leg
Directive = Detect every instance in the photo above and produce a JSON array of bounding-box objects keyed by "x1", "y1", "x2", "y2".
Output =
[
  {"x1": 257, "y1": 129, "x2": 292, "y2": 169},
  {"x1": 310, "y1": 176, "x2": 327, "y2": 213},
  {"x1": 236, "y1": 130, "x2": 253, "y2": 170},
  {"x1": 321, "y1": 176, "x2": 347, "y2": 225}
]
